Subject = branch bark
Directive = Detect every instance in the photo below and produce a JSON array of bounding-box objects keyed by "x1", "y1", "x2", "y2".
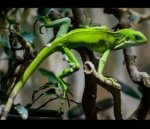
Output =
[
  {"x1": 123, "y1": 48, "x2": 150, "y2": 120},
  {"x1": 83, "y1": 61, "x2": 122, "y2": 119}
]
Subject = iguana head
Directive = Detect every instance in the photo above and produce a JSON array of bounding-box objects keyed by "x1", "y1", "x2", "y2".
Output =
[{"x1": 113, "y1": 29, "x2": 147, "y2": 50}]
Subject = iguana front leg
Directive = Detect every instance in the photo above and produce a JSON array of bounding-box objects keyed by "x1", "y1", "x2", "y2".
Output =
[
  {"x1": 58, "y1": 47, "x2": 80, "y2": 110},
  {"x1": 98, "y1": 50, "x2": 117, "y2": 84}
]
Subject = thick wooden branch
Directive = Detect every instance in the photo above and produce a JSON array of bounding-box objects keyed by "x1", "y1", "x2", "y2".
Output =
[
  {"x1": 72, "y1": 8, "x2": 98, "y2": 120},
  {"x1": 123, "y1": 48, "x2": 150, "y2": 120},
  {"x1": 123, "y1": 48, "x2": 150, "y2": 87},
  {"x1": 72, "y1": 8, "x2": 123, "y2": 120},
  {"x1": 83, "y1": 61, "x2": 122, "y2": 120}
]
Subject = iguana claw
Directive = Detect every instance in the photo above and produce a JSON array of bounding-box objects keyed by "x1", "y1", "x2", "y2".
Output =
[
  {"x1": 105, "y1": 77, "x2": 117, "y2": 85},
  {"x1": 57, "y1": 77, "x2": 68, "y2": 98}
]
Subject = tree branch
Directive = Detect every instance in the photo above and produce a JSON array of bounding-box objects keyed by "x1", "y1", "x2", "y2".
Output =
[
  {"x1": 72, "y1": 8, "x2": 98, "y2": 120},
  {"x1": 104, "y1": 8, "x2": 150, "y2": 120},
  {"x1": 83, "y1": 61, "x2": 122, "y2": 120},
  {"x1": 123, "y1": 48, "x2": 150, "y2": 120},
  {"x1": 72, "y1": 8, "x2": 123, "y2": 120}
]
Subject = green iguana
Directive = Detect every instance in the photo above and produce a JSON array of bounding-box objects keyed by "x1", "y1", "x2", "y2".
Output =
[{"x1": 1, "y1": 17, "x2": 147, "y2": 120}]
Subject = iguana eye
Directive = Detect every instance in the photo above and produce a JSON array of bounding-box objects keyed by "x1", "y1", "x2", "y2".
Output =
[
  {"x1": 126, "y1": 37, "x2": 129, "y2": 41},
  {"x1": 135, "y1": 35, "x2": 140, "y2": 40}
]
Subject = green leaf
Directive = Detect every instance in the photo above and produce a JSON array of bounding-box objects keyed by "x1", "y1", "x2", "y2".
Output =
[
  {"x1": 38, "y1": 68, "x2": 58, "y2": 85},
  {"x1": 21, "y1": 31, "x2": 34, "y2": 44},
  {"x1": 14, "y1": 104, "x2": 28, "y2": 120},
  {"x1": 118, "y1": 80, "x2": 142, "y2": 99}
]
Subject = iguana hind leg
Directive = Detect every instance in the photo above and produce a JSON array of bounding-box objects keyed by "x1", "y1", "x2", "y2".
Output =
[
  {"x1": 41, "y1": 17, "x2": 74, "y2": 109},
  {"x1": 58, "y1": 47, "x2": 80, "y2": 98},
  {"x1": 41, "y1": 17, "x2": 73, "y2": 94},
  {"x1": 57, "y1": 47, "x2": 80, "y2": 111}
]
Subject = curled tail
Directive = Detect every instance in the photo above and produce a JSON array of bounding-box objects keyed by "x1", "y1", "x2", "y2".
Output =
[{"x1": 1, "y1": 42, "x2": 57, "y2": 120}]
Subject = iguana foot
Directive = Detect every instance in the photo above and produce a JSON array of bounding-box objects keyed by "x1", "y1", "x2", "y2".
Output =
[
  {"x1": 104, "y1": 77, "x2": 117, "y2": 84},
  {"x1": 57, "y1": 77, "x2": 69, "y2": 98},
  {"x1": 57, "y1": 77, "x2": 69, "y2": 112},
  {"x1": 100, "y1": 74, "x2": 118, "y2": 85}
]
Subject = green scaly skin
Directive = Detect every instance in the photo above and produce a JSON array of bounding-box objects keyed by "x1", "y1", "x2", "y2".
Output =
[{"x1": 1, "y1": 17, "x2": 147, "y2": 120}]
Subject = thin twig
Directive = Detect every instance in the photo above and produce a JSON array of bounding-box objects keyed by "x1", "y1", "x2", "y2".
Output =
[
  {"x1": 63, "y1": 98, "x2": 81, "y2": 106},
  {"x1": 30, "y1": 94, "x2": 43, "y2": 108},
  {"x1": 36, "y1": 95, "x2": 81, "y2": 111},
  {"x1": 36, "y1": 97, "x2": 59, "y2": 110}
]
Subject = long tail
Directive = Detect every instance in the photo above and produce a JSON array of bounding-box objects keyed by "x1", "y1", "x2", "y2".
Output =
[{"x1": 1, "y1": 41, "x2": 57, "y2": 120}]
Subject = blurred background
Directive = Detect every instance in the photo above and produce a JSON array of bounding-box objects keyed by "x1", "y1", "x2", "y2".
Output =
[{"x1": 0, "y1": 8, "x2": 150, "y2": 120}]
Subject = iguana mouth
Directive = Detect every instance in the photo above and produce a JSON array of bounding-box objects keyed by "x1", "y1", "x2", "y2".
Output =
[
  {"x1": 113, "y1": 40, "x2": 146, "y2": 50},
  {"x1": 124, "y1": 40, "x2": 146, "y2": 46}
]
